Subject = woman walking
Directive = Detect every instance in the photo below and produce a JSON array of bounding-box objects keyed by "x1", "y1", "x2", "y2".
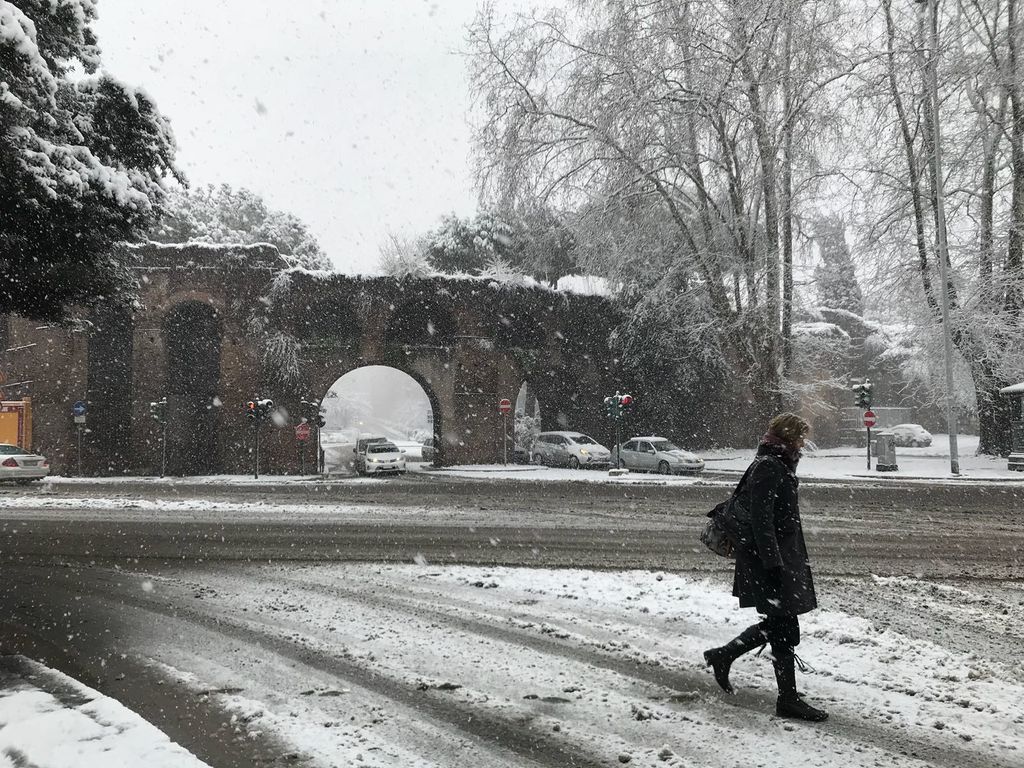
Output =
[{"x1": 703, "y1": 412, "x2": 828, "y2": 722}]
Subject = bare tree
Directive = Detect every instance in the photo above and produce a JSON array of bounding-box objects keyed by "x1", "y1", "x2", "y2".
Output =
[
  {"x1": 467, "y1": 0, "x2": 854, "y2": 428},
  {"x1": 858, "y1": 0, "x2": 1024, "y2": 454}
]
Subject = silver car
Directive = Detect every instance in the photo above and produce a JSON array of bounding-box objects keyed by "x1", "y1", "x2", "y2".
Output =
[
  {"x1": 613, "y1": 436, "x2": 704, "y2": 474},
  {"x1": 531, "y1": 431, "x2": 611, "y2": 468},
  {"x1": 0, "y1": 443, "x2": 50, "y2": 484}
]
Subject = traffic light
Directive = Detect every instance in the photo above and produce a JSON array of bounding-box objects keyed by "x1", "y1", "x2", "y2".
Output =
[
  {"x1": 246, "y1": 399, "x2": 274, "y2": 423},
  {"x1": 618, "y1": 393, "x2": 634, "y2": 417},
  {"x1": 852, "y1": 380, "x2": 873, "y2": 409},
  {"x1": 257, "y1": 399, "x2": 274, "y2": 420},
  {"x1": 301, "y1": 398, "x2": 326, "y2": 428},
  {"x1": 604, "y1": 392, "x2": 635, "y2": 420},
  {"x1": 149, "y1": 397, "x2": 167, "y2": 423}
]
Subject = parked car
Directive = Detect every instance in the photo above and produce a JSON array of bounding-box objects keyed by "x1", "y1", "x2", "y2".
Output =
[
  {"x1": 613, "y1": 437, "x2": 705, "y2": 474},
  {"x1": 421, "y1": 436, "x2": 435, "y2": 463},
  {"x1": 531, "y1": 431, "x2": 611, "y2": 468},
  {"x1": 0, "y1": 444, "x2": 50, "y2": 484},
  {"x1": 355, "y1": 442, "x2": 406, "y2": 476},
  {"x1": 889, "y1": 424, "x2": 933, "y2": 448}
]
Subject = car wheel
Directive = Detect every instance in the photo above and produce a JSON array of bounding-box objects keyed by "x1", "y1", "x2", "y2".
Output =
[
  {"x1": 657, "y1": 460, "x2": 672, "y2": 475},
  {"x1": 909, "y1": 439, "x2": 919, "y2": 447},
  {"x1": 533, "y1": 453, "x2": 544, "y2": 466},
  {"x1": 568, "y1": 456, "x2": 580, "y2": 470}
]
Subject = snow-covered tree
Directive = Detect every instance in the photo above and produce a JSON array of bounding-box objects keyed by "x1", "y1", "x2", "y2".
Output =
[
  {"x1": 424, "y1": 212, "x2": 516, "y2": 275},
  {"x1": 467, "y1": 1, "x2": 856, "y2": 427},
  {"x1": 154, "y1": 184, "x2": 330, "y2": 271},
  {"x1": 813, "y1": 217, "x2": 864, "y2": 315},
  {"x1": 377, "y1": 231, "x2": 432, "y2": 277},
  {"x1": 0, "y1": 0, "x2": 179, "y2": 320}
]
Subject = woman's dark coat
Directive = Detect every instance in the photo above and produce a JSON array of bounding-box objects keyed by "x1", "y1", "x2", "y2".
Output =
[{"x1": 732, "y1": 443, "x2": 818, "y2": 616}]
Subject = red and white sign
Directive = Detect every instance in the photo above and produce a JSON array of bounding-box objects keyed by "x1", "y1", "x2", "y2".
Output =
[
  {"x1": 294, "y1": 423, "x2": 312, "y2": 441},
  {"x1": 498, "y1": 398, "x2": 512, "y2": 414},
  {"x1": 862, "y1": 410, "x2": 877, "y2": 429}
]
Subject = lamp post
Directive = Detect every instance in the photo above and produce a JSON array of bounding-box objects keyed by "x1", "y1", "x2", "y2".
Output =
[{"x1": 917, "y1": 0, "x2": 960, "y2": 474}]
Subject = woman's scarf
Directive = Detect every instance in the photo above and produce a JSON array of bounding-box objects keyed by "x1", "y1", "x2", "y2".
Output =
[{"x1": 757, "y1": 431, "x2": 801, "y2": 471}]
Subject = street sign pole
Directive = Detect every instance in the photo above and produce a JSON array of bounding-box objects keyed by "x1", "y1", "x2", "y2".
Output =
[
  {"x1": 254, "y1": 421, "x2": 260, "y2": 480},
  {"x1": 498, "y1": 398, "x2": 512, "y2": 465},
  {"x1": 866, "y1": 426, "x2": 871, "y2": 470},
  {"x1": 160, "y1": 417, "x2": 167, "y2": 478},
  {"x1": 615, "y1": 418, "x2": 622, "y2": 470},
  {"x1": 72, "y1": 400, "x2": 88, "y2": 476},
  {"x1": 862, "y1": 410, "x2": 877, "y2": 470}
]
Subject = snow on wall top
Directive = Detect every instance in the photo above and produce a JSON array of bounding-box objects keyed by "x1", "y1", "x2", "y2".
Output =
[{"x1": 125, "y1": 240, "x2": 288, "y2": 270}]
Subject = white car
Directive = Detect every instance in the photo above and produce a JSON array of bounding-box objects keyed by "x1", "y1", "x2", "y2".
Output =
[
  {"x1": 613, "y1": 437, "x2": 705, "y2": 474},
  {"x1": 531, "y1": 431, "x2": 612, "y2": 468},
  {"x1": 0, "y1": 444, "x2": 50, "y2": 484},
  {"x1": 355, "y1": 442, "x2": 406, "y2": 476},
  {"x1": 889, "y1": 424, "x2": 933, "y2": 448}
]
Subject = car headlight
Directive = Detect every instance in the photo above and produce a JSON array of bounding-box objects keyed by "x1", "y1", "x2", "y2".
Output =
[{"x1": 580, "y1": 449, "x2": 590, "y2": 455}]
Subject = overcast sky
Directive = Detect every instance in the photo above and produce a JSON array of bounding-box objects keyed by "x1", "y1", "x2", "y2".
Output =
[{"x1": 94, "y1": 0, "x2": 518, "y2": 274}]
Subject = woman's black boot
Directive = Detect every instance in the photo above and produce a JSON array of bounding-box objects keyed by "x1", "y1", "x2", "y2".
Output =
[
  {"x1": 773, "y1": 654, "x2": 828, "y2": 722},
  {"x1": 703, "y1": 624, "x2": 766, "y2": 694}
]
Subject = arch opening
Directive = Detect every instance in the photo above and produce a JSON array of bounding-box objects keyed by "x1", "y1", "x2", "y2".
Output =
[
  {"x1": 319, "y1": 365, "x2": 439, "y2": 474},
  {"x1": 513, "y1": 380, "x2": 542, "y2": 464},
  {"x1": 163, "y1": 301, "x2": 222, "y2": 475}
]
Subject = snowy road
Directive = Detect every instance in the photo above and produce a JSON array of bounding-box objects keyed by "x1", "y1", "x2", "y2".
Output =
[
  {"x1": 0, "y1": 563, "x2": 1020, "y2": 768},
  {"x1": 0, "y1": 479, "x2": 1021, "y2": 766},
  {"x1": 0, "y1": 474, "x2": 1021, "y2": 578}
]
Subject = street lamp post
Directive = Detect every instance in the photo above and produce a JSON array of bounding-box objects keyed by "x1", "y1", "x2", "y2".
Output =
[{"x1": 917, "y1": 0, "x2": 960, "y2": 474}]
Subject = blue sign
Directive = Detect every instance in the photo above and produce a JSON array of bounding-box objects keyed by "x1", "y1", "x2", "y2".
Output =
[{"x1": 72, "y1": 400, "x2": 88, "y2": 417}]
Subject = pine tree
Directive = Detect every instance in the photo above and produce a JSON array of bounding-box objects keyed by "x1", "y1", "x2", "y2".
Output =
[
  {"x1": 814, "y1": 217, "x2": 864, "y2": 315},
  {"x1": 0, "y1": 0, "x2": 179, "y2": 320}
]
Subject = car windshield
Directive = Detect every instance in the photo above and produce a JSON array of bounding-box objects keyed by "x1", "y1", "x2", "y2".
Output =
[
  {"x1": 651, "y1": 441, "x2": 679, "y2": 452},
  {"x1": 572, "y1": 435, "x2": 598, "y2": 445},
  {"x1": 0, "y1": 445, "x2": 22, "y2": 455},
  {"x1": 369, "y1": 445, "x2": 397, "y2": 454}
]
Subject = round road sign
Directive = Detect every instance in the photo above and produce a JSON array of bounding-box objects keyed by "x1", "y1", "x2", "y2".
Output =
[
  {"x1": 72, "y1": 400, "x2": 88, "y2": 417},
  {"x1": 498, "y1": 398, "x2": 512, "y2": 414},
  {"x1": 862, "y1": 410, "x2": 877, "y2": 428},
  {"x1": 295, "y1": 423, "x2": 312, "y2": 441}
]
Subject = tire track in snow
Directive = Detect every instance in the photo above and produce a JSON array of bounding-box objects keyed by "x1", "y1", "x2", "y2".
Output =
[
  {"x1": 261, "y1": 568, "x2": 1019, "y2": 768},
  {"x1": 73, "y1": 571, "x2": 617, "y2": 768}
]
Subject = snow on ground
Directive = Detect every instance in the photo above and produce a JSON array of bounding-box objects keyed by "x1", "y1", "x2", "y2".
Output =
[
  {"x1": 434, "y1": 434, "x2": 1023, "y2": 484},
  {"x1": 127, "y1": 563, "x2": 1022, "y2": 768},
  {"x1": 703, "y1": 434, "x2": 1020, "y2": 482},
  {"x1": 28, "y1": 434, "x2": 1021, "y2": 489},
  {"x1": 0, "y1": 656, "x2": 209, "y2": 768}
]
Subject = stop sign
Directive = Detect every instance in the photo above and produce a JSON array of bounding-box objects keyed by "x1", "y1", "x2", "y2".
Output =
[
  {"x1": 499, "y1": 398, "x2": 511, "y2": 414},
  {"x1": 295, "y1": 423, "x2": 312, "y2": 441},
  {"x1": 862, "y1": 410, "x2": 877, "y2": 428}
]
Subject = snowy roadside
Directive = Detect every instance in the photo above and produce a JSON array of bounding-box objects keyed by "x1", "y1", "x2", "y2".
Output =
[
  {"x1": 118, "y1": 563, "x2": 1023, "y2": 768},
  {"x1": 0, "y1": 655, "x2": 210, "y2": 768}
]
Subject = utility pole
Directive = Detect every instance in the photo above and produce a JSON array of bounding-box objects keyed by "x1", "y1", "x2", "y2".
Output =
[{"x1": 918, "y1": 0, "x2": 960, "y2": 474}]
